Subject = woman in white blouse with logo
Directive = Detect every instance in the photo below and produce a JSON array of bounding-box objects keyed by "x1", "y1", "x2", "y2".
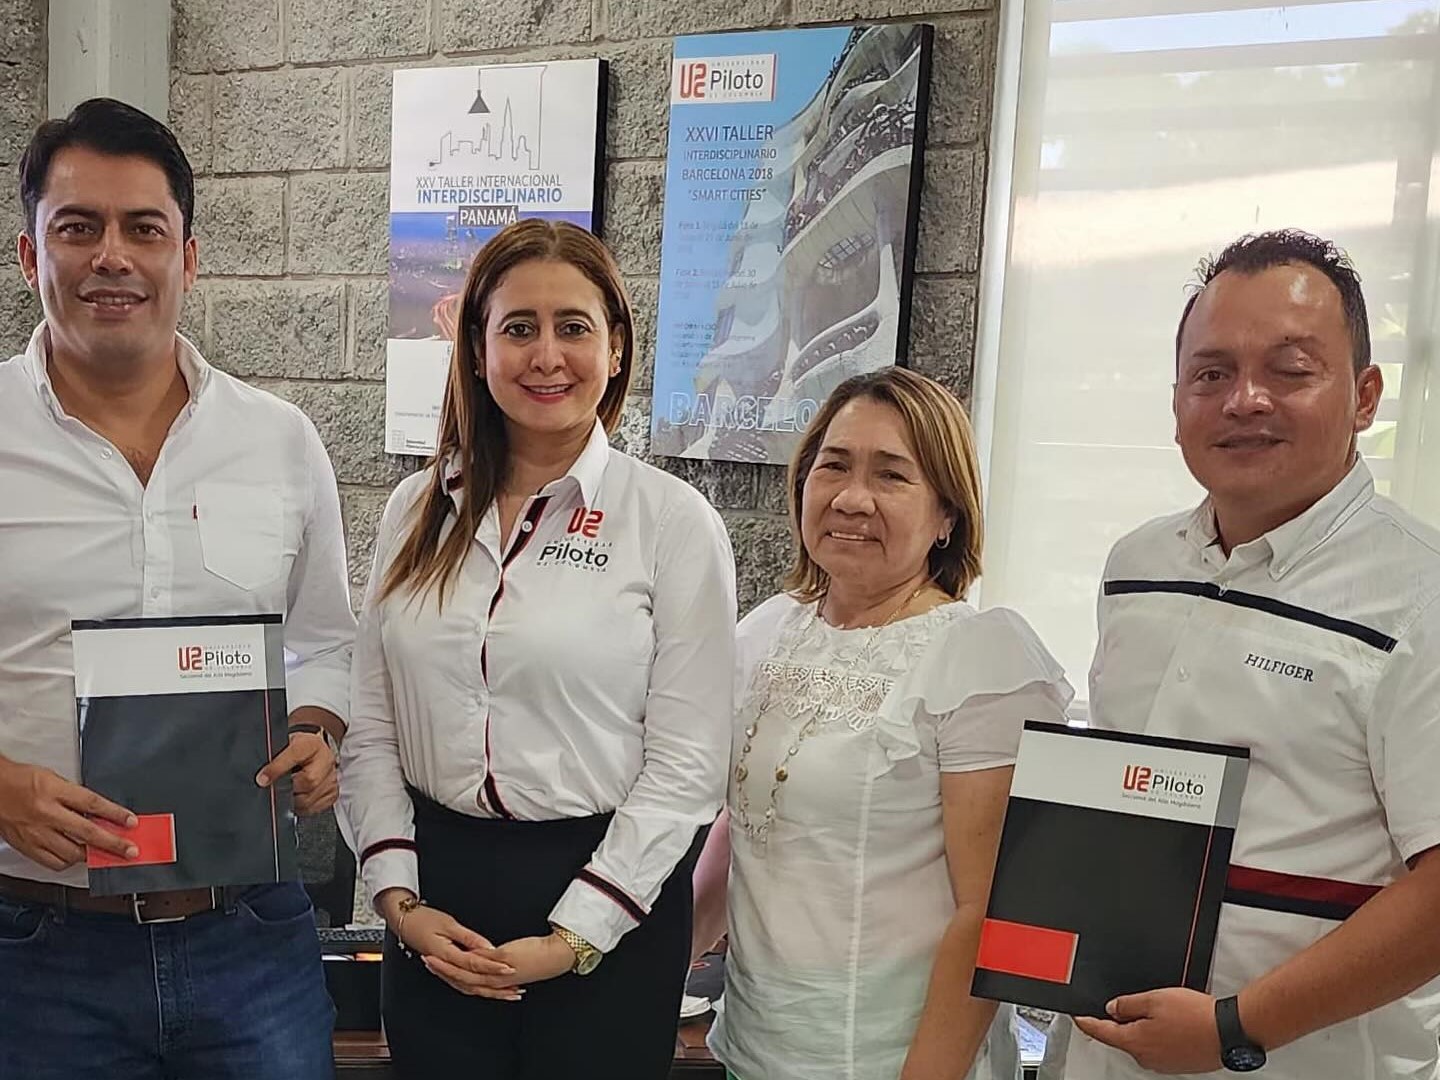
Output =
[
  {"x1": 693, "y1": 367, "x2": 1072, "y2": 1080},
  {"x1": 339, "y1": 220, "x2": 736, "y2": 1080}
]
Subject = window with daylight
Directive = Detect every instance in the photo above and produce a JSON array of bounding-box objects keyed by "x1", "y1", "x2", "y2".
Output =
[{"x1": 972, "y1": 0, "x2": 1440, "y2": 707}]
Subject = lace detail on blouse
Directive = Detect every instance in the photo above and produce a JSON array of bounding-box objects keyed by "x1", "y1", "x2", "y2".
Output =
[
  {"x1": 740, "y1": 602, "x2": 962, "y2": 735},
  {"x1": 754, "y1": 661, "x2": 893, "y2": 731}
]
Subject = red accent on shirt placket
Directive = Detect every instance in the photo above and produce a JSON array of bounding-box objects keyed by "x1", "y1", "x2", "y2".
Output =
[{"x1": 477, "y1": 495, "x2": 550, "y2": 818}]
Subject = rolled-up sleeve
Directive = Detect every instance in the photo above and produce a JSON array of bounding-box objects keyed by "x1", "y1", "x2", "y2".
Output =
[
  {"x1": 283, "y1": 415, "x2": 356, "y2": 720},
  {"x1": 337, "y1": 482, "x2": 421, "y2": 907},
  {"x1": 548, "y1": 491, "x2": 737, "y2": 952}
]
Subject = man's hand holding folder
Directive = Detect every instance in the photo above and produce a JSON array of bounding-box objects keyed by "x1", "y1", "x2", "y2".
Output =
[
  {"x1": 255, "y1": 712, "x2": 339, "y2": 816},
  {"x1": 1074, "y1": 988, "x2": 1223, "y2": 1074},
  {"x1": 0, "y1": 756, "x2": 138, "y2": 870}
]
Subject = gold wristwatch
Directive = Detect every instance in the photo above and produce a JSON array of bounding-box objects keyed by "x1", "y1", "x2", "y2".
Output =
[{"x1": 549, "y1": 922, "x2": 602, "y2": 975}]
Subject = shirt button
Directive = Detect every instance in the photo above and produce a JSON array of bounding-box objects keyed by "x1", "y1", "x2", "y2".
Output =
[
  {"x1": 149, "y1": 587, "x2": 160, "y2": 599},
  {"x1": 101, "y1": 449, "x2": 113, "y2": 460},
  {"x1": 1177, "y1": 666, "x2": 1190, "y2": 682},
  {"x1": 520, "y1": 521, "x2": 533, "y2": 533}
]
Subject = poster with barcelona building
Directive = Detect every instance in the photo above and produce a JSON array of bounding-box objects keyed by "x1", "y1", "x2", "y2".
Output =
[
  {"x1": 651, "y1": 25, "x2": 933, "y2": 464},
  {"x1": 384, "y1": 60, "x2": 607, "y2": 455}
]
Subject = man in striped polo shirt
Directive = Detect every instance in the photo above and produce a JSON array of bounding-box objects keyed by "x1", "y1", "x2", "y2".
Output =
[{"x1": 1056, "y1": 230, "x2": 1440, "y2": 1079}]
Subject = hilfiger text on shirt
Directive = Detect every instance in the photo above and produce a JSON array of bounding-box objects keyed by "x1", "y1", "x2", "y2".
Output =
[{"x1": 1244, "y1": 652, "x2": 1315, "y2": 682}]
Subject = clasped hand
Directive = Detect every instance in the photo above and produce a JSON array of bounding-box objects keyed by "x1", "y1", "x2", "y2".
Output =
[{"x1": 396, "y1": 904, "x2": 576, "y2": 1001}]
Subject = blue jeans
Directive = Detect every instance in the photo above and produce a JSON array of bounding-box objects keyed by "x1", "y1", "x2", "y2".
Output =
[{"x1": 0, "y1": 881, "x2": 335, "y2": 1080}]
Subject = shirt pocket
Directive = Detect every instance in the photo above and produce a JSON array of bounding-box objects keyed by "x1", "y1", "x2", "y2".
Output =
[{"x1": 195, "y1": 480, "x2": 284, "y2": 591}]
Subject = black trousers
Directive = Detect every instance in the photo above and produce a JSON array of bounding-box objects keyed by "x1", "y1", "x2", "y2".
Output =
[{"x1": 382, "y1": 792, "x2": 703, "y2": 1080}]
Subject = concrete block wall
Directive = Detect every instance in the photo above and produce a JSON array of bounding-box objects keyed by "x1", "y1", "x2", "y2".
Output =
[
  {"x1": 167, "y1": 0, "x2": 1000, "y2": 613},
  {"x1": 0, "y1": 0, "x2": 46, "y2": 346}
]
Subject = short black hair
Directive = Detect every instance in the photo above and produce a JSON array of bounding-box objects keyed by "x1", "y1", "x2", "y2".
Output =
[
  {"x1": 19, "y1": 97, "x2": 195, "y2": 239},
  {"x1": 1175, "y1": 229, "x2": 1371, "y2": 373}
]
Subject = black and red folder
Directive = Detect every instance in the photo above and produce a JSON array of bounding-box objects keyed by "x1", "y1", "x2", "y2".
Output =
[
  {"x1": 972, "y1": 721, "x2": 1249, "y2": 1017},
  {"x1": 72, "y1": 614, "x2": 298, "y2": 896}
]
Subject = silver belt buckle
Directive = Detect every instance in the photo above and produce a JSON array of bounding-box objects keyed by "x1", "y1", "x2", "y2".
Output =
[{"x1": 129, "y1": 888, "x2": 219, "y2": 925}]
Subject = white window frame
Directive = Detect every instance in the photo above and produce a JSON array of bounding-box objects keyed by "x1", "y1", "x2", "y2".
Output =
[{"x1": 969, "y1": 0, "x2": 1440, "y2": 717}]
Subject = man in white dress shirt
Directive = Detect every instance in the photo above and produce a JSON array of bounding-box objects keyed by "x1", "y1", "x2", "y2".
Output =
[
  {"x1": 1051, "y1": 230, "x2": 1440, "y2": 1079},
  {"x1": 0, "y1": 98, "x2": 354, "y2": 1078}
]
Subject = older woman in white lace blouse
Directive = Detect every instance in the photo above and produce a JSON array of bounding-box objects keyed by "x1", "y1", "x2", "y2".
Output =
[{"x1": 692, "y1": 367, "x2": 1074, "y2": 1080}]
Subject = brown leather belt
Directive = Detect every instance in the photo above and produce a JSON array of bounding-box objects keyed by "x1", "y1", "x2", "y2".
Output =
[{"x1": 0, "y1": 873, "x2": 227, "y2": 923}]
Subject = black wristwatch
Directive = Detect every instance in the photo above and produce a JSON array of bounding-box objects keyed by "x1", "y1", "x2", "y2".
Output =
[{"x1": 1215, "y1": 995, "x2": 1267, "y2": 1072}]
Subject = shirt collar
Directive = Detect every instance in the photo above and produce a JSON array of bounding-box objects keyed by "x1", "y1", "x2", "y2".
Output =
[
  {"x1": 445, "y1": 418, "x2": 612, "y2": 511},
  {"x1": 1176, "y1": 457, "x2": 1374, "y2": 579},
  {"x1": 26, "y1": 321, "x2": 214, "y2": 418}
]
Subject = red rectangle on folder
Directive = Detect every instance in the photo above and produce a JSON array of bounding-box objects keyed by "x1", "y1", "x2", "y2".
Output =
[
  {"x1": 976, "y1": 918, "x2": 1079, "y2": 984},
  {"x1": 86, "y1": 813, "x2": 177, "y2": 869}
]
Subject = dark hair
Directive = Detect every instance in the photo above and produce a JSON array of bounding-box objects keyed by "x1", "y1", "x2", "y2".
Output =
[
  {"x1": 19, "y1": 98, "x2": 195, "y2": 238},
  {"x1": 1175, "y1": 229, "x2": 1371, "y2": 373},
  {"x1": 381, "y1": 219, "x2": 635, "y2": 607}
]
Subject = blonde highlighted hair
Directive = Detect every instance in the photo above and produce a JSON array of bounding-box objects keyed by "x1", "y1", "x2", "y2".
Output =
[
  {"x1": 380, "y1": 219, "x2": 634, "y2": 606},
  {"x1": 783, "y1": 366, "x2": 984, "y2": 602}
]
